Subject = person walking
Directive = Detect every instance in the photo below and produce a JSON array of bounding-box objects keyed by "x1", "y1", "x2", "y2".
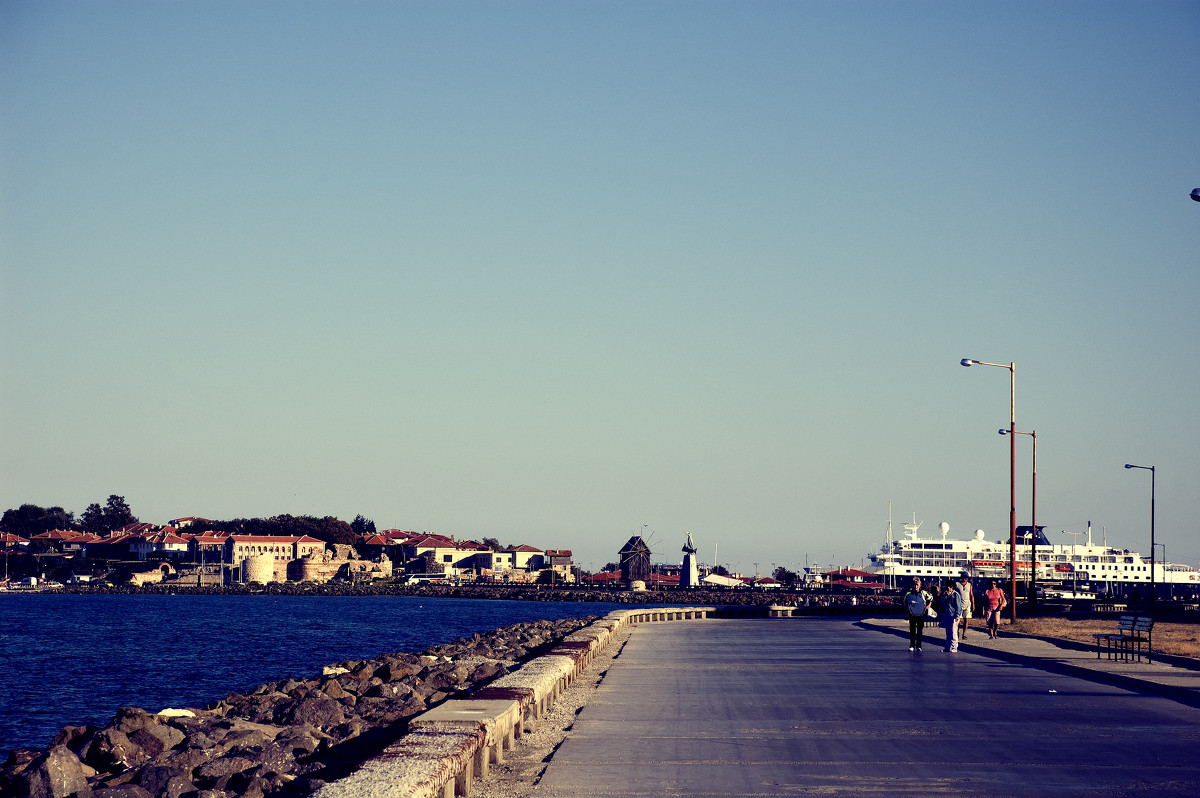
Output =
[
  {"x1": 940, "y1": 582, "x2": 965, "y2": 652},
  {"x1": 983, "y1": 579, "x2": 1007, "y2": 639},
  {"x1": 902, "y1": 577, "x2": 933, "y2": 652},
  {"x1": 956, "y1": 573, "x2": 975, "y2": 639}
]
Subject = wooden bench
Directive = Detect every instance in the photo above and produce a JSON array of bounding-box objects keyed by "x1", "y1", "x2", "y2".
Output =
[{"x1": 1093, "y1": 615, "x2": 1154, "y2": 663}]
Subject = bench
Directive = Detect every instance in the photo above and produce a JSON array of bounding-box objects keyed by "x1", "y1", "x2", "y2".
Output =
[{"x1": 1093, "y1": 615, "x2": 1154, "y2": 663}]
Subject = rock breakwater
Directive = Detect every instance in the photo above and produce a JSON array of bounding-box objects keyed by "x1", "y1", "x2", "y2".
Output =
[{"x1": 0, "y1": 616, "x2": 595, "y2": 798}]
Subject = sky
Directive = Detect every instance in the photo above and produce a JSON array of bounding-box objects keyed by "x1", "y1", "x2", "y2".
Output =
[{"x1": 3, "y1": 1, "x2": 1198, "y2": 577}]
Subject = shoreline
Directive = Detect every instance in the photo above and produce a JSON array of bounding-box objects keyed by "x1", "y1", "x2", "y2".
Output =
[
  {"x1": 4, "y1": 581, "x2": 901, "y2": 609},
  {"x1": 0, "y1": 615, "x2": 603, "y2": 797}
]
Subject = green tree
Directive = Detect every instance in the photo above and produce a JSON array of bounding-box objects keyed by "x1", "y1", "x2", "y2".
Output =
[
  {"x1": 537, "y1": 569, "x2": 561, "y2": 585},
  {"x1": 0, "y1": 504, "x2": 76, "y2": 537},
  {"x1": 102, "y1": 495, "x2": 137, "y2": 531},
  {"x1": 81, "y1": 503, "x2": 107, "y2": 535},
  {"x1": 481, "y1": 537, "x2": 501, "y2": 551},
  {"x1": 350, "y1": 515, "x2": 376, "y2": 536}
]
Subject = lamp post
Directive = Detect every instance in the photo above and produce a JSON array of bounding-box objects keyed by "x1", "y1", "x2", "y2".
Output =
[
  {"x1": 961, "y1": 358, "x2": 1018, "y2": 621},
  {"x1": 1000, "y1": 428, "x2": 1036, "y2": 610},
  {"x1": 1124, "y1": 463, "x2": 1155, "y2": 612},
  {"x1": 1153, "y1": 543, "x2": 1167, "y2": 601}
]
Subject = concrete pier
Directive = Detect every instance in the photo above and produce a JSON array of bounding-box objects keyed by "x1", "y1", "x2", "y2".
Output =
[
  {"x1": 318, "y1": 610, "x2": 1200, "y2": 798},
  {"x1": 533, "y1": 618, "x2": 1200, "y2": 797}
]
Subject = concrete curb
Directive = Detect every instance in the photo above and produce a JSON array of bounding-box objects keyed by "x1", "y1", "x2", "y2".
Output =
[{"x1": 312, "y1": 605, "x2": 727, "y2": 798}]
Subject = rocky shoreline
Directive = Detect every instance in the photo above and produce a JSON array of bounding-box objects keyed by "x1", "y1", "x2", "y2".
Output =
[
  {"x1": 47, "y1": 581, "x2": 896, "y2": 608},
  {"x1": 0, "y1": 616, "x2": 596, "y2": 798}
]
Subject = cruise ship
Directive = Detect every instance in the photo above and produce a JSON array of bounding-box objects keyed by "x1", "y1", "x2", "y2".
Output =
[{"x1": 867, "y1": 515, "x2": 1200, "y2": 596}]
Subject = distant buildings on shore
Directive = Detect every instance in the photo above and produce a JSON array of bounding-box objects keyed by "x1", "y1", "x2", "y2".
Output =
[{"x1": 1, "y1": 522, "x2": 575, "y2": 588}]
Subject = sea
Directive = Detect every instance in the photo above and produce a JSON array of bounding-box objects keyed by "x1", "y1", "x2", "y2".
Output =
[{"x1": 0, "y1": 593, "x2": 634, "y2": 756}]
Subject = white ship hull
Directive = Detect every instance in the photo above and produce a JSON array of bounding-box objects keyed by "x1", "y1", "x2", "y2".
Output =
[{"x1": 867, "y1": 519, "x2": 1200, "y2": 595}]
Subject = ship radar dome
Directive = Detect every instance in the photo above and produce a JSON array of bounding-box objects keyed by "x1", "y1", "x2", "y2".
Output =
[
  {"x1": 974, "y1": 529, "x2": 986, "y2": 540},
  {"x1": 938, "y1": 521, "x2": 950, "y2": 535}
]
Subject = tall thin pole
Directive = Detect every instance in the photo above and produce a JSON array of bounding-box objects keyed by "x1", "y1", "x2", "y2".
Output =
[
  {"x1": 1125, "y1": 463, "x2": 1156, "y2": 612},
  {"x1": 1029, "y1": 432, "x2": 1037, "y2": 611},
  {"x1": 1008, "y1": 364, "x2": 1017, "y2": 623},
  {"x1": 1150, "y1": 466, "x2": 1156, "y2": 611},
  {"x1": 961, "y1": 357, "x2": 1019, "y2": 621}
]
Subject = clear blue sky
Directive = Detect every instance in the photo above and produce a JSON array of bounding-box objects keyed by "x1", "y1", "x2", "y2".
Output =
[{"x1": 3, "y1": 1, "x2": 1198, "y2": 575}]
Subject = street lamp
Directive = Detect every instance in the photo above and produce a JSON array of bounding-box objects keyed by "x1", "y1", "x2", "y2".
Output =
[
  {"x1": 1125, "y1": 463, "x2": 1156, "y2": 611},
  {"x1": 961, "y1": 357, "x2": 1018, "y2": 621},
  {"x1": 1000, "y1": 428, "x2": 1037, "y2": 610},
  {"x1": 1153, "y1": 543, "x2": 1167, "y2": 601}
]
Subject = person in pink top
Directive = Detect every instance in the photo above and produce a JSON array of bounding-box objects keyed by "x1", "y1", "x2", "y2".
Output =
[{"x1": 983, "y1": 579, "x2": 1008, "y2": 639}]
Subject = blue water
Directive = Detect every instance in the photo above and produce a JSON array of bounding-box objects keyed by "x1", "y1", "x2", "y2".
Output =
[{"x1": 0, "y1": 594, "x2": 630, "y2": 755}]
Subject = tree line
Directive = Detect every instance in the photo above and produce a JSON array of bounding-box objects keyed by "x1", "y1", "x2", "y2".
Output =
[{"x1": 0, "y1": 498, "x2": 380, "y2": 547}]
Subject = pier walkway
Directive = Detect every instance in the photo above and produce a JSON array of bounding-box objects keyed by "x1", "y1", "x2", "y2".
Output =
[{"x1": 530, "y1": 617, "x2": 1200, "y2": 797}]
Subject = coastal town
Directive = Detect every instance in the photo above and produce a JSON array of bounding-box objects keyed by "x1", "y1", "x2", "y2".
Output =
[{"x1": 0, "y1": 502, "x2": 879, "y2": 595}]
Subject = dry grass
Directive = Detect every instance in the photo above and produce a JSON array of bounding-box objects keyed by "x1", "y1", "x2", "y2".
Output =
[{"x1": 1008, "y1": 617, "x2": 1200, "y2": 659}]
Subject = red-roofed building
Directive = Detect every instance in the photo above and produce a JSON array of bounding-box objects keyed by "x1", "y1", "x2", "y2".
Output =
[
  {"x1": 502, "y1": 544, "x2": 545, "y2": 571},
  {"x1": 32, "y1": 529, "x2": 86, "y2": 553},
  {"x1": 187, "y1": 532, "x2": 231, "y2": 562},
  {"x1": 224, "y1": 535, "x2": 325, "y2": 565},
  {"x1": 819, "y1": 567, "x2": 887, "y2": 591},
  {"x1": 1, "y1": 532, "x2": 30, "y2": 549},
  {"x1": 130, "y1": 528, "x2": 189, "y2": 560},
  {"x1": 584, "y1": 571, "x2": 623, "y2": 584},
  {"x1": 83, "y1": 533, "x2": 138, "y2": 560},
  {"x1": 168, "y1": 517, "x2": 211, "y2": 529},
  {"x1": 114, "y1": 523, "x2": 160, "y2": 536}
]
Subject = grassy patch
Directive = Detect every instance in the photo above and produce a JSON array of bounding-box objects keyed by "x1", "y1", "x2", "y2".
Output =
[{"x1": 1008, "y1": 617, "x2": 1200, "y2": 659}]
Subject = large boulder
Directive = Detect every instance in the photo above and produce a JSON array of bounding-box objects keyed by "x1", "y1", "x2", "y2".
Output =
[
  {"x1": 91, "y1": 786, "x2": 151, "y2": 798},
  {"x1": 80, "y1": 728, "x2": 148, "y2": 773},
  {"x1": 49, "y1": 726, "x2": 96, "y2": 755},
  {"x1": 7, "y1": 745, "x2": 93, "y2": 798},
  {"x1": 136, "y1": 765, "x2": 191, "y2": 797},
  {"x1": 274, "y1": 694, "x2": 345, "y2": 728}
]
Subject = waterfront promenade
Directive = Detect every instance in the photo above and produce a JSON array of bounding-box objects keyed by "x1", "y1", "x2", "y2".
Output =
[{"x1": 530, "y1": 617, "x2": 1200, "y2": 797}]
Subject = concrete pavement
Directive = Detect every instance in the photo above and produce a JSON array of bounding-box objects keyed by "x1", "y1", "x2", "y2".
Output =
[{"x1": 530, "y1": 617, "x2": 1200, "y2": 797}]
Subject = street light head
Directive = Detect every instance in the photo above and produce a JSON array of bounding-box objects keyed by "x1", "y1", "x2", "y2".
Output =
[
  {"x1": 1192, "y1": 188, "x2": 1200, "y2": 202},
  {"x1": 998, "y1": 429, "x2": 1008, "y2": 435},
  {"x1": 960, "y1": 358, "x2": 977, "y2": 367},
  {"x1": 1125, "y1": 464, "x2": 1133, "y2": 469}
]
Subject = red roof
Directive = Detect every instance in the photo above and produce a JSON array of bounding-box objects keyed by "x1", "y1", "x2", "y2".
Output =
[
  {"x1": 504, "y1": 544, "x2": 543, "y2": 553},
  {"x1": 378, "y1": 529, "x2": 417, "y2": 540},
  {"x1": 584, "y1": 571, "x2": 623, "y2": 582},
  {"x1": 116, "y1": 523, "x2": 159, "y2": 536},
  {"x1": 545, "y1": 549, "x2": 572, "y2": 557},
  {"x1": 820, "y1": 568, "x2": 876, "y2": 579},
  {"x1": 227, "y1": 535, "x2": 324, "y2": 544},
  {"x1": 404, "y1": 534, "x2": 458, "y2": 548},
  {"x1": 33, "y1": 529, "x2": 83, "y2": 541},
  {"x1": 141, "y1": 530, "x2": 187, "y2": 545}
]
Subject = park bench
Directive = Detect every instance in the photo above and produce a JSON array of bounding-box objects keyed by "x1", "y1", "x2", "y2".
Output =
[{"x1": 1093, "y1": 615, "x2": 1154, "y2": 663}]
